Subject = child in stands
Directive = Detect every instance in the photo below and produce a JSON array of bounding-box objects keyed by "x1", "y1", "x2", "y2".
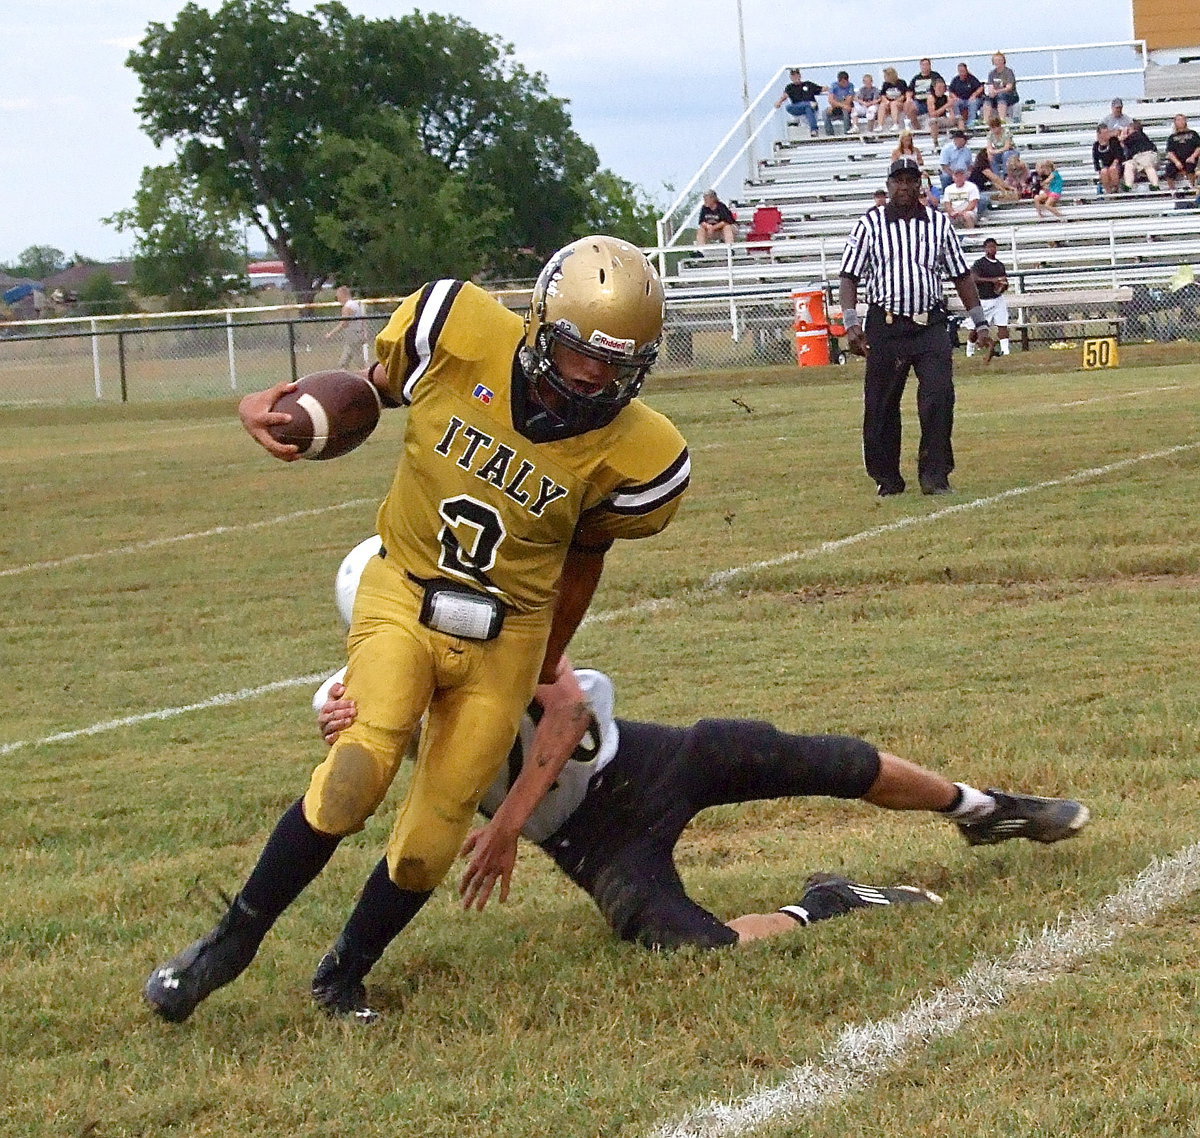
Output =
[{"x1": 1034, "y1": 160, "x2": 1065, "y2": 219}]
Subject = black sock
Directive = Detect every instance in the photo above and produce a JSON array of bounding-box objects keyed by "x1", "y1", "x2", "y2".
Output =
[
  {"x1": 238, "y1": 798, "x2": 342, "y2": 924},
  {"x1": 326, "y1": 857, "x2": 433, "y2": 981}
]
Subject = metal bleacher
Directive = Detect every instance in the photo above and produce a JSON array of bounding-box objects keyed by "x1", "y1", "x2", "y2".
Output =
[{"x1": 653, "y1": 43, "x2": 1200, "y2": 310}]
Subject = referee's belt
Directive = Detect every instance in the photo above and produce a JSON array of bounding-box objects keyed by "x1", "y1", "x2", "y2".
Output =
[{"x1": 869, "y1": 303, "x2": 948, "y2": 328}]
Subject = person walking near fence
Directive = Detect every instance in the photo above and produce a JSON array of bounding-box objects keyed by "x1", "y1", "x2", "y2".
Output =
[
  {"x1": 325, "y1": 285, "x2": 369, "y2": 368},
  {"x1": 838, "y1": 157, "x2": 991, "y2": 498}
]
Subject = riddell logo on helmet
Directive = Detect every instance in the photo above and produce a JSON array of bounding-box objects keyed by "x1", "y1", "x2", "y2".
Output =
[{"x1": 589, "y1": 330, "x2": 635, "y2": 354}]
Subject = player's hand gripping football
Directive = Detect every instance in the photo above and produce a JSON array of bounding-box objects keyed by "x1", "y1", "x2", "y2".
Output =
[{"x1": 238, "y1": 379, "x2": 302, "y2": 461}]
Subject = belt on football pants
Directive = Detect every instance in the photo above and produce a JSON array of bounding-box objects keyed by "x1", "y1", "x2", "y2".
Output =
[{"x1": 370, "y1": 546, "x2": 507, "y2": 642}]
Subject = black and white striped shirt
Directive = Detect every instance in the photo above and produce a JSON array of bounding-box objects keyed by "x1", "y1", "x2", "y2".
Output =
[{"x1": 839, "y1": 205, "x2": 971, "y2": 316}]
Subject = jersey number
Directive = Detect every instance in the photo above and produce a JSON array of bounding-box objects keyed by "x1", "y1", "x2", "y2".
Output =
[{"x1": 437, "y1": 495, "x2": 507, "y2": 591}]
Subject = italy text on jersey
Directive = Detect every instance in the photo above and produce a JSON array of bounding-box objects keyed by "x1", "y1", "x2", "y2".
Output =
[{"x1": 433, "y1": 416, "x2": 569, "y2": 517}]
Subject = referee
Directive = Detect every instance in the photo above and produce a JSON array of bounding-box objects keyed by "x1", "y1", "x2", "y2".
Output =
[{"x1": 839, "y1": 157, "x2": 992, "y2": 496}]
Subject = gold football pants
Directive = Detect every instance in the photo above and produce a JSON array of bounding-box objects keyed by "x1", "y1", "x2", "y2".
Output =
[{"x1": 303, "y1": 551, "x2": 550, "y2": 891}]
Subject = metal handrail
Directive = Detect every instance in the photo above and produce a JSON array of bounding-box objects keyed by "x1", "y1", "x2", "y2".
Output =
[{"x1": 657, "y1": 39, "x2": 1149, "y2": 251}]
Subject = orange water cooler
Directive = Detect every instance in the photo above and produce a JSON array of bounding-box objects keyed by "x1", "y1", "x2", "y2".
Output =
[{"x1": 793, "y1": 288, "x2": 831, "y2": 366}]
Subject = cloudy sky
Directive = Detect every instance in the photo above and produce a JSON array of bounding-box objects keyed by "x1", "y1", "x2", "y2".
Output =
[{"x1": 1, "y1": 0, "x2": 1135, "y2": 265}]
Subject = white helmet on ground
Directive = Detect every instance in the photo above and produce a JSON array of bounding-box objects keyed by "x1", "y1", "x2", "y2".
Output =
[{"x1": 335, "y1": 535, "x2": 383, "y2": 627}]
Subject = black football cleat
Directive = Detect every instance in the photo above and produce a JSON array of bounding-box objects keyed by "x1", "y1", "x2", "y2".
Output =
[
  {"x1": 802, "y1": 871, "x2": 943, "y2": 913},
  {"x1": 957, "y1": 789, "x2": 1090, "y2": 846},
  {"x1": 311, "y1": 950, "x2": 381, "y2": 1024},
  {"x1": 144, "y1": 899, "x2": 266, "y2": 1023}
]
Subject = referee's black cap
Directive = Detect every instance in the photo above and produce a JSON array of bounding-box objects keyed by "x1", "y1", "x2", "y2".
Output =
[{"x1": 888, "y1": 157, "x2": 922, "y2": 177}]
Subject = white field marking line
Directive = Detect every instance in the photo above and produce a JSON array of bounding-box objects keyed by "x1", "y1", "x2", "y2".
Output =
[
  {"x1": 4, "y1": 440, "x2": 1196, "y2": 757},
  {"x1": 2, "y1": 421, "x2": 236, "y2": 464},
  {"x1": 651, "y1": 840, "x2": 1200, "y2": 1138},
  {"x1": 697, "y1": 382, "x2": 1193, "y2": 442},
  {"x1": 0, "y1": 498, "x2": 375, "y2": 579},
  {"x1": 0, "y1": 674, "x2": 331, "y2": 759},
  {"x1": 8, "y1": 378, "x2": 1187, "y2": 568},
  {"x1": 585, "y1": 439, "x2": 1200, "y2": 625},
  {"x1": 960, "y1": 382, "x2": 1188, "y2": 417}
]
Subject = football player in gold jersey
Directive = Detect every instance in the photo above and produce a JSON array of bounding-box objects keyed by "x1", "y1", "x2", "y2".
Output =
[{"x1": 145, "y1": 237, "x2": 691, "y2": 1023}]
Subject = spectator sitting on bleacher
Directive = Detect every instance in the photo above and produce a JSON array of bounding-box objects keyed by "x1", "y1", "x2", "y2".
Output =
[
  {"x1": 856, "y1": 75, "x2": 882, "y2": 133},
  {"x1": 891, "y1": 132, "x2": 928, "y2": 186},
  {"x1": 1025, "y1": 161, "x2": 1043, "y2": 200},
  {"x1": 1033, "y1": 160, "x2": 1065, "y2": 219},
  {"x1": 926, "y1": 79, "x2": 954, "y2": 147},
  {"x1": 1092, "y1": 124, "x2": 1124, "y2": 195},
  {"x1": 878, "y1": 69, "x2": 908, "y2": 132},
  {"x1": 969, "y1": 147, "x2": 1008, "y2": 212},
  {"x1": 695, "y1": 190, "x2": 737, "y2": 246},
  {"x1": 1120, "y1": 121, "x2": 1161, "y2": 192},
  {"x1": 982, "y1": 53, "x2": 1019, "y2": 121},
  {"x1": 824, "y1": 71, "x2": 856, "y2": 135},
  {"x1": 873, "y1": 188, "x2": 888, "y2": 209},
  {"x1": 1101, "y1": 98, "x2": 1132, "y2": 133},
  {"x1": 941, "y1": 168, "x2": 980, "y2": 228},
  {"x1": 775, "y1": 69, "x2": 826, "y2": 135},
  {"x1": 1004, "y1": 155, "x2": 1033, "y2": 198},
  {"x1": 949, "y1": 62, "x2": 984, "y2": 128},
  {"x1": 1164, "y1": 114, "x2": 1200, "y2": 192},
  {"x1": 986, "y1": 116, "x2": 1019, "y2": 176},
  {"x1": 939, "y1": 130, "x2": 974, "y2": 187},
  {"x1": 906, "y1": 58, "x2": 945, "y2": 127}
]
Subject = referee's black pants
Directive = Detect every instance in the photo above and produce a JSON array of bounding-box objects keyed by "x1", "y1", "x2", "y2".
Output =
[{"x1": 862, "y1": 308, "x2": 955, "y2": 491}]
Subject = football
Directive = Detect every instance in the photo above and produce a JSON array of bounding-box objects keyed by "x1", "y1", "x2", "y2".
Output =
[{"x1": 268, "y1": 370, "x2": 383, "y2": 460}]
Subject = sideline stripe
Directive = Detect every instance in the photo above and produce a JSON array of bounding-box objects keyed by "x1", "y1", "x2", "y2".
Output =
[
  {"x1": 960, "y1": 382, "x2": 1187, "y2": 417},
  {"x1": 3, "y1": 440, "x2": 1196, "y2": 757},
  {"x1": 0, "y1": 674, "x2": 330, "y2": 759},
  {"x1": 0, "y1": 498, "x2": 375, "y2": 579},
  {"x1": 587, "y1": 440, "x2": 1200, "y2": 621},
  {"x1": 7, "y1": 381, "x2": 1189, "y2": 577},
  {"x1": 651, "y1": 841, "x2": 1200, "y2": 1138}
]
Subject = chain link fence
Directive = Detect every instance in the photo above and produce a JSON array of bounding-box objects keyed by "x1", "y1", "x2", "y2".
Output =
[{"x1": 2, "y1": 279, "x2": 1198, "y2": 405}]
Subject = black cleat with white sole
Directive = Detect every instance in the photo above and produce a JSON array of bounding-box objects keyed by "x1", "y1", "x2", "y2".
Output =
[
  {"x1": 311, "y1": 950, "x2": 381, "y2": 1024},
  {"x1": 957, "y1": 789, "x2": 1090, "y2": 847},
  {"x1": 799, "y1": 872, "x2": 943, "y2": 919}
]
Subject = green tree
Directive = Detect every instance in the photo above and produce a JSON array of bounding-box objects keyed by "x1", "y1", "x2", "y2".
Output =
[
  {"x1": 106, "y1": 166, "x2": 247, "y2": 310},
  {"x1": 349, "y1": 11, "x2": 603, "y2": 267},
  {"x1": 575, "y1": 171, "x2": 663, "y2": 248},
  {"x1": 312, "y1": 116, "x2": 507, "y2": 295},
  {"x1": 8, "y1": 245, "x2": 68, "y2": 280},
  {"x1": 126, "y1": 0, "x2": 656, "y2": 296},
  {"x1": 76, "y1": 271, "x2": 139, "y2": 317},
  {"x1": 128, "y1": 0, "x2": 357, "y2": 298}
]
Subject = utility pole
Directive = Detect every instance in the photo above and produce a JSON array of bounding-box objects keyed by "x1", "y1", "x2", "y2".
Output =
[{"x1": 736, "y1": 0, "x2": 756, "y2": 179}]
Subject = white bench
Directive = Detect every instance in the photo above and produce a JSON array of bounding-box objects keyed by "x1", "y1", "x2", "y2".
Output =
[{"x1": 951, "y1": 286, "x2": 1134, "y2": 349}]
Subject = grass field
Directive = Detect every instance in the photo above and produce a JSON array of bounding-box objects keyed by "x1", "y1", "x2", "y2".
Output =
[{"x1": 3, "y1": 353, "x2": 1200, "y2": 1137}]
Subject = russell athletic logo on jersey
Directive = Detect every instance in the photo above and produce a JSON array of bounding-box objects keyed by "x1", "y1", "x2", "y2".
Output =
[
  {"x1": 433, "y1": 415, "x2": 570, "y2": 517},
  {"x1": 472, "y1": 383, "x2": 494, "y2": 405}
]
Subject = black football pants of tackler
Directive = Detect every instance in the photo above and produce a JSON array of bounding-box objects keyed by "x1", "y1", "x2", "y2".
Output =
[{"x1": 862, "y1": 308, "x2": 955, "y2": 492}]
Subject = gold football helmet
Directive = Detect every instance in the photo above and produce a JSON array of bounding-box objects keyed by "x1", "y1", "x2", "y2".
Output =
[{"x1": 519, "y1": 235, "x2": 665, "y2": 437}]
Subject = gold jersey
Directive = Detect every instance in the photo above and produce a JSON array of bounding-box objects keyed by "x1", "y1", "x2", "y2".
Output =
[{"x1": 372, "y1": 280, "x2": 689, "y2": 614}]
